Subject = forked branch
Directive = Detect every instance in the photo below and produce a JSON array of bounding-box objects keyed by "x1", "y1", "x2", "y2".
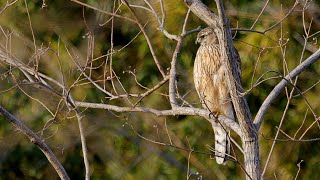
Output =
[{"x1": 254, "y1": 48, "x2": 320, "y2": 129}]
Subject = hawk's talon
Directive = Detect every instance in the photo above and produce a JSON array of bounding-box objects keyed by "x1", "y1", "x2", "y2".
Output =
[{"x1": 209, "y1": 112, "x2": 219, "y2": 119}]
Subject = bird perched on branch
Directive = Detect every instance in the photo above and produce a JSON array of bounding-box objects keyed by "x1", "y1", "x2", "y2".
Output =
[{"x1": 193, "y1": 27, "x2": 241, "y2": 164}]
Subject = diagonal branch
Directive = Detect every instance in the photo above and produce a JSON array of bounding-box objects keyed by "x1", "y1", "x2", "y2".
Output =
[
  {"x1": 0, "y1": 105, "x2": 70, "y2": 180},
  {"x1": 184, "y1": 0, "x2": 219, "y2": 28},
  {"x1": 254, "y1": 48, "x2": 320, "y2": 129},
  {"x1": 122, "y1": 0, "x2": 166, "y2": 78},
  {"x1": 70, "y1": 0, "x2": 135, "y2": 23},
  {"x1": 0, "y1": 47, "x2": 90, "y2": 179}
]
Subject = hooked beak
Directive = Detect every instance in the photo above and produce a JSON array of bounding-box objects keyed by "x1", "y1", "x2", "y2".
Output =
[{"x1": 195, "y1": 38, "x2": 200, "y2": 44}]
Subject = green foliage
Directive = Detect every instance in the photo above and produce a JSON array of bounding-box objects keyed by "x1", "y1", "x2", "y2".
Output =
[{"x1": 0, "y1": 145, "x2": 50, "y2": 179}]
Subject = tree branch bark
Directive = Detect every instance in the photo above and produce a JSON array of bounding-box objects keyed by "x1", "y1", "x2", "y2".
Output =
[
  {"x1": 254, "y1": 48, "x2": 320, "y2": 129},
  {"x1": 75, "y1": 101, "x2": 243, "y2": 137},
  {"x1": 0, "y1": 105, "x2": 70, "y2": 180},
  {"x1": 169, "y1": 37, "x2": 184, "y2": 109}
]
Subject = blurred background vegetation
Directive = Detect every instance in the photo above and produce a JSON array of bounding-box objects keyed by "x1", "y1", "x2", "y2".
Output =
[{"x1": 0, "y1": 0, "x2": 320, "y2": 179}]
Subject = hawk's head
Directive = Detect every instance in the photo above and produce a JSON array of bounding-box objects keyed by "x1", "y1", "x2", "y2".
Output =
[{"x1": 196, "y1": 27, "x2": 218, "y2": 45}]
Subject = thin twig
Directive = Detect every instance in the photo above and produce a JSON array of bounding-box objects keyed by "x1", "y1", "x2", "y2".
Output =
[
  {"x1": 0, "y1": 105, "x2": 70, "y2": 180},
  {"x1": 75, "y1": 112, "x2": 90, "y2": 180},
  {"x1": 0, "y1": 0, "x2": 19, "y2": 14},
  {"x1": 294, "y1": 109, "x2": 308, "y2": 139},
  {"x1": 24, "y1": 0, "x2": 36, "y2": 52},
  {"x1": 294, "y1": 160, "x2": 303, "y2": 180},
  {"x1": 122, "y1": 0, "x2": 166, "y2": 77},
  {"x1": 134, "y1": 75, "x2": 170, "y2": 106},
  {"x1": 186, "y1": 149, "x2": 193, "y2": 180},
  {"x1": 261, "y1": 94, "x2": 292, "y2": 176},
  {"x1": 250, "y1": 0, "x2": 270, "y2": 29},
  {"x1": 263, "y1": 0, "x2": 300, "y2": 33},
  {"x1": 70, "y1": 0, "x2": 136, "y2": 23},
  {"x1": 164, "y1": 118, "x2": 173, "y2": 145},
  {"x1": 254, "y1": 48, "x2": 320, "y2": 129}
]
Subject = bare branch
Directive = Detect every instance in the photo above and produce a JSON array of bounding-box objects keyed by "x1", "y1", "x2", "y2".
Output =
[
  {"x1": 254, "y1": 48, "x2": 320, "y2": 129},
  {"x1": 293, "y1": 33, "x2": 318, "y2": 53},
  {"x1": 294, "y1": 160, "x2": 303, "y2": 180},
  {"x1": 122, "y1": 0, "x2": 166, "y2": 77},
  {"x1": 184, "y1": 0, "x2": 219, "y2": 28},
  {"x1": 24, "y1": 0, "x2": 36, "y2": 53},
  {"x1": 75, "y1": 101, "x2": 242, "y2": 136},
  {"x1": 0, "y1": 0, "x2": 19, "y2": 14},
  {"x1": 2, "y1": 0, "x2": 319, "y2": 178},
  {"x1": 0, "y1": 47, "x2": 65, "y2": 90},
  {"x1": 75, "y1": 112, "x2": 90, "y2": 180},
  {"x1": 1, "y1": 43, "x2": 91, "y2": 178},
  {"x1": 70, "y1": 0, "x2": 136, "y2": 23},
  {"x1": 263, "y1": 0, "x2": 300, "y2": 33},
  {"x1": 65, "y1": 45, "x2": 115, "y2": 98},
  {"x1": 262, "y1": 93, "x2": 293, "y2": 176},
  {"x1": 169, "y1": 37, "x2": 184, "y2": 108},
  {"x1": 231, "y1": 28, "x2": 265, "y2": 35},
  {"x1": 0, "y1": 105, "x2": 70, "y2": 180},
  {"x1": 60, "y1": 88, "x2": 91, "y2": 180},
  {"x1": 134, "y1": 75, "x2": 169, "y2": 106},
  {"x1": 250, "y1": 0, "x2": 270, "y2": 29}
]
